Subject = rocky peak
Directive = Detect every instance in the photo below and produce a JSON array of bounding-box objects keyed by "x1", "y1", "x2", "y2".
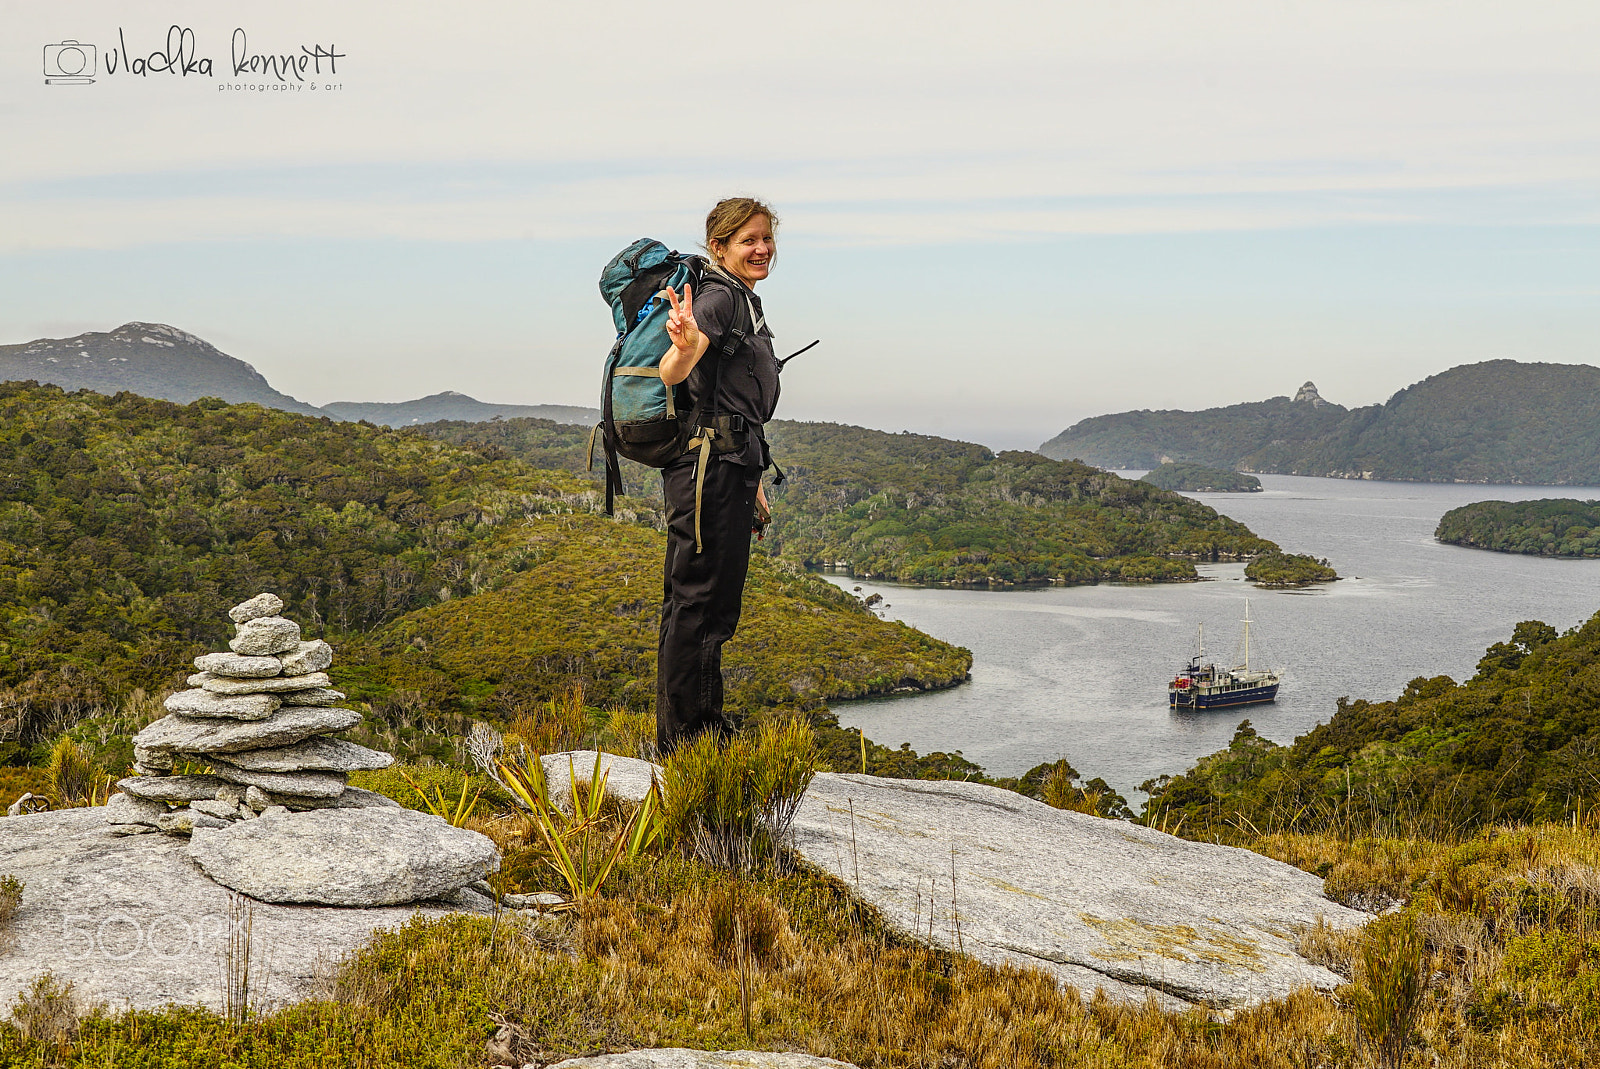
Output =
[{"x1": 1294, "y1": 381, "x2": 1329, "y2": 407}]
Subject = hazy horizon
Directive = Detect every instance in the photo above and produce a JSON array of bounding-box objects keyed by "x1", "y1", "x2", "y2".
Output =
[{"x1": 4, "y1": 2, "x2": 1596, "y2": 451}]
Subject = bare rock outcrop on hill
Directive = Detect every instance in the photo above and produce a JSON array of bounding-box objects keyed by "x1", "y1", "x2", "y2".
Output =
[
  {"x1": 792, "y1": 772, "x2": 1369, "y2": 1011},
  {"x1": 528, "y1": 752, "x2": 1368, "y2": 1010}
]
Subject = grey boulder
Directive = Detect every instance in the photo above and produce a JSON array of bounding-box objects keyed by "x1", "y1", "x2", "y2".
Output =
[
  {"x1": 279, "y1": 640, "x2": 333, "y2": 676},
  {"x1": 541, "y1": 749, "x2": 659, "y2": 808},
  {"x1": 228, "y1": 592, "x2": 284, "y2": 623},
  {"x1": 792, "y1": 773, "x2": 1371, "y2": 1011},
  {"x1": 229, "y1": 616, "x2": 301, "y2": 656},
  {"x1": 164, "y1": 688, "x2": 280, "y2": 720},
  {"x1": 196, "y1": 671, "x2": 331, "y2": 696},
  {"x1": 213, "y1": 736, "x2": 393, "y2": 774},
  {"x1": 203, "y1": 762, "x2": 348, "y2": 799},
  {"x1": 188, "y1": 808, "x2": 499, "y2": 906},
  {"x1": 118, "y1": 775, "x2": 231, "y2": 803},
  {"x1": 133, "y1": 706, "x2": 362, "y2": 755},
  {"x1": 193, "y1": 652, "x2": 282, "y2": 678},
  {"x1": 104, "y1": 792, "x2": 167, "y2": 826}
]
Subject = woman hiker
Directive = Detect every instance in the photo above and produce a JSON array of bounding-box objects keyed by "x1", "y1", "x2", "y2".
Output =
[{"x1": 655, "y1": 197, "x2": 782, "y2": 755}]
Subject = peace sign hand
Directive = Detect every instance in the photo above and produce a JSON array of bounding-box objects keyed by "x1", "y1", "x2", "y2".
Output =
[{"x1": 664, "y1": 284, "x2": 701, "y2": 357}]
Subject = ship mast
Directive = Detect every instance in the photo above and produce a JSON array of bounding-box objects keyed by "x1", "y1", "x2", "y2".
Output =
[{"x1": 1242, "y1": 598, "x2": 1251, "y2": 673}]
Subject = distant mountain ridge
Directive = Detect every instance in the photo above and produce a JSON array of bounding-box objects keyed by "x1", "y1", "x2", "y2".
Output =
[
  {"x1": 0, "y1": 322, "x2": 327, "y2": 416},
  {"x1": 0, "y1": 322, "x2": 596, "y2": 428},
  {"x1": 323, "y1": 392, "x2": 596, "y2": 428},
  {"x1": 1040, "y1": 362, "x2": 1600, "y2": 485}
]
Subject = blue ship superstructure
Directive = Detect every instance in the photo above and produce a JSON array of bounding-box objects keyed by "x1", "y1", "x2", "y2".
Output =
[{"x1": 1169, "y1": 602, "x2": 1281, "y2": 710}]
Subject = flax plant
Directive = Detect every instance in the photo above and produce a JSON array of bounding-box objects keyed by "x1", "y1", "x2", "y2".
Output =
[
  {"x1": 497, "y1": 749, "x2": 658, "y2": 907},
  {"x1": 400, "y1": 769, "x2": 483, "y2": 827}
]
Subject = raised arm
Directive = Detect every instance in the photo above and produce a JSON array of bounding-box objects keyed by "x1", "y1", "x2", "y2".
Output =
[{"x1": 659, "y1": 284, "x2": 710, "y2": 387}]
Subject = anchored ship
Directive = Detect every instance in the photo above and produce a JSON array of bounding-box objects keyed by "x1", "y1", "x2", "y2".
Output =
[{"x1": 1169, "y1": 600, "x2": 1281, "y2": 709}]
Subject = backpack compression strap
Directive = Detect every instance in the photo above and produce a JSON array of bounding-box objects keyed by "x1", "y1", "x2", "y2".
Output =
[{"x1": 683, "y1": 273, "x2": 749, "y2": 553}]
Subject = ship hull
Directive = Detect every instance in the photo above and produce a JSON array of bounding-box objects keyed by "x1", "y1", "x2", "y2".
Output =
[{"x1": 1169, "y1": 683, "x2": 1280, "y2": 709}]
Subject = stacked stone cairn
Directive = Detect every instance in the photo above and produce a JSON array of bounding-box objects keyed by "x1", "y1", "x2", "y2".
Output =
[{"x1": 105, "y1": 593, "x2": 399, "y2": 836}]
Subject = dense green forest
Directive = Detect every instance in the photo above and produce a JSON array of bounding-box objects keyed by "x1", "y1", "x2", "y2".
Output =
[
  {"x1": 1043, "y1": 360, "x2": 1600, "y2": 484},
  {"x1": 0, "y1": 383, "x2": 967, "y2": 765},
  {"x1": 418, "y1": 417, "x2": 1294, "y2": 586},
  {"x1": 1141, "y1": 615, "x2": 1600, "y2": 834},
  {"x1": 1436, "y1": 499, "x2": 1600, "y2": 557},
  {"x1": 1139, "y1": 462, "x2": 1262, "y2": 493}
]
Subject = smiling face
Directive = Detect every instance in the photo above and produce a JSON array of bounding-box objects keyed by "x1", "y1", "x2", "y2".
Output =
[{"x1": 712, "y1": 214, "x2": 775, "y2": 288}]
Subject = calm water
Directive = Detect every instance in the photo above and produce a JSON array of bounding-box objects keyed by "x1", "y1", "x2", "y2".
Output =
[{"x1": 826, "y1": 474, "x2": 1600, "y2": 797}]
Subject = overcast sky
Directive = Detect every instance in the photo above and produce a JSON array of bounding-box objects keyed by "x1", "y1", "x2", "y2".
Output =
[{"x1": 2, "y1": 1, "x2": 1595, "y2": 449}]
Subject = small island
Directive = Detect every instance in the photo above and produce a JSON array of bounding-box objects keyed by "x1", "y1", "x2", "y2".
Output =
[
  {"x1": 1139, "y1": 462, "x2": 1262, "y2": 493},
  {"x1": 1436, "y1": 499, "x2": 1600, "y2": 557},
  {"x1": 1245, "y1": 550, "x2": 1338, "y2": 587}
]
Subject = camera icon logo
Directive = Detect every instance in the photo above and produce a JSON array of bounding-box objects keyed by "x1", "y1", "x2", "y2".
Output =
[{"x1": 44, "y1": 40, "x2": 97, "y2": 84}]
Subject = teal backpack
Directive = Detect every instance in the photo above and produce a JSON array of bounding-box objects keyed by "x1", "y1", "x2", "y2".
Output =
[{"x1": 593, "y1": 238, "x2": 813, "y2": 550}]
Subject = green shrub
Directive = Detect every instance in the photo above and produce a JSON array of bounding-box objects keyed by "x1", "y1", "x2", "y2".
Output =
[
  {"x1": 1348, "y1": 915, "x2": 1426, "y2": 1069},
  {"x1": 660, "y1": 718, "x2": 816, "y2": 872},
  {"x1": 0, "y1": 875, "x2": 21, "y2": 951},
  {"x1": 44, "y1": 737, "x2": 109, "y2": 808}
]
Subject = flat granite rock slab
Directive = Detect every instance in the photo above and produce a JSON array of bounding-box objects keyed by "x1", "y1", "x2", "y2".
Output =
[
  {"x1": 277, "y1": 688, "x2": 347, "y2": 707},
  {"x1": 193, "y1": 652, "x2": 282, "y2": 679},
  {"x1": 279, "y1": 640, "x2": 333, "y2": 677},
  {"x1": 0, "y1": 807, "x2": 476, "y2": 1014},
  {"x1": 188, "y1": 807, "x2": 499, "y2": 906},
  {"x1": 267, "y1": 785, "x2": 402, "y2": 811},
  {"x1": 203, "y1": 763, "x2": 349, "y2": 799},
  {"x1": 791, "y1": 773, "x2": 1371, "y2": 1011},
  {"x1": 119, "y1": 775, "x2": 234, "y2": 803},
  {"x1": 164, "y1": 688, "x2": 280, "y2": 720},
  {"x1": 215, "y1": 736, "x2": 393, "y2": 774},
  {"x1": 134, "y1": 706, "x2": 362, "y2": 755},
  {"x1": 195, "y1": 671, "x2": 331, "y2": 696},
  {"x1": 548, "y1": 1053, "x2": 860, "y2": 1068}
]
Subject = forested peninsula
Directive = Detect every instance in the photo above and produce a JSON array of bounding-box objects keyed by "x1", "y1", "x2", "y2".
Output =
[
  {"x1": 1436, "y1": 499, "x2": 1600, "y2": 557},
  {"x1": 1042, "y1": 361, "x2": 1600, "y2": 484},
  {"x1": 1139, "y1": 462, "x2": 1261, "y2": 493},
  {"x1": 418, "y1": 417, "x2": 1305, "y2": 586}
]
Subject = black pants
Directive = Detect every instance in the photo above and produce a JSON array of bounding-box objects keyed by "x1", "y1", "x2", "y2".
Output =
[{"x1": 657, "y1": 455, "x2": 761, "y2": 754}]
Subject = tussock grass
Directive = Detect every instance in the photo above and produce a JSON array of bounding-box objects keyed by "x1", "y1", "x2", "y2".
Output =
[{"x1": 659, "y1": 718, "x2": 816, "y2": 873}]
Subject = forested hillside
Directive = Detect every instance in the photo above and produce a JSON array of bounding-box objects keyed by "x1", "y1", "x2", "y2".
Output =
[
  {"x1": 1041, "y1": 393, "x2": 1349, "y2": 470},
  {"x1": 1436, "y1": 499, "x2": 1600, "y2": 557},
  {"x1": 418, "y1": 417, "x2": 1292, "y2": 586},
  {"x1": 1043, "y1": 361, "x2": 1600, "y2": 484},
  {"x1": 1142, "y1": 615, "x2": 1600, "y2": 834},
  {"x1": 0, "y1": 383, "x2": 967, "y2": 763}
]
